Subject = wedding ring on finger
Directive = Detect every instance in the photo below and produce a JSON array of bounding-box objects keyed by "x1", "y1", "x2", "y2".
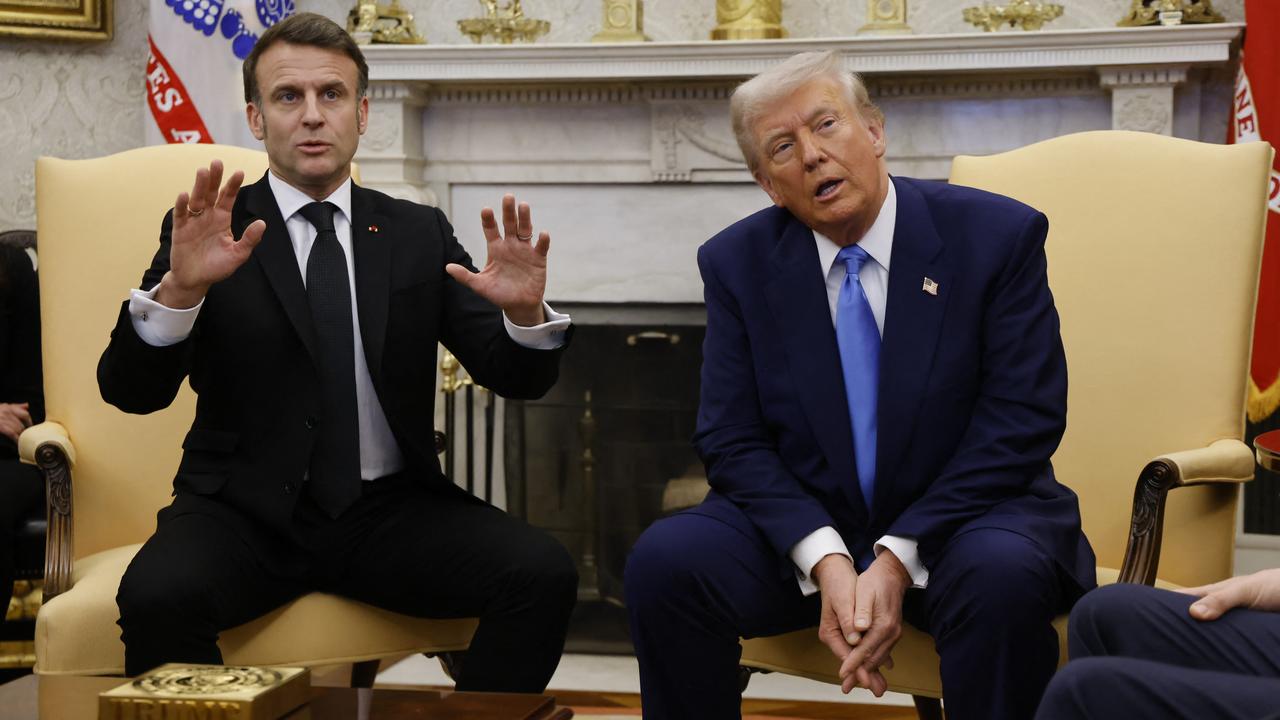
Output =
[
  {"x1": 516, "y1": 233, "x2": 532, "y2": 242},
  {"x1": 188, "y1": 207, "x2": 205, "y2": 217}
]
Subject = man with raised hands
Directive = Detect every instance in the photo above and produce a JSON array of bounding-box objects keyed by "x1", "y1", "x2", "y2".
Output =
[{"x1": 99, "y1": 12, "x2": 576, "y2": 690}]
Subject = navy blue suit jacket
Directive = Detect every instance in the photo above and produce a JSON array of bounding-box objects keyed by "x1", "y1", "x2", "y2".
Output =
[{"x1": 692, "y1": 176, "x2": 1095, "y2": 590}]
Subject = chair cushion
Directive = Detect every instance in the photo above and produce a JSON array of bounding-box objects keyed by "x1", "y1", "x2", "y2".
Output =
[
  {"x1": 738, "y1": 566, "x2": 1183, "y2": 698},
  {"x1": 35, "y1": 544, "x2": 478, "y2": 676}
]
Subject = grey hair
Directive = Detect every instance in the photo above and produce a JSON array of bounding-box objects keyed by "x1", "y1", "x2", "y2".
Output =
[{"x1": 730, "y1": 51, "x2": 883, "y2": 172}]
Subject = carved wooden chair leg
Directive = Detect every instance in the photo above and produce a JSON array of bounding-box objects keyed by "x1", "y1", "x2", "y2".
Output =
[
  {"x1": 912, "y1": 695, "x2": 943, "y2": 720},
  {"x1": 350, "y1": 659, "x2": 380, "y2": 688}
]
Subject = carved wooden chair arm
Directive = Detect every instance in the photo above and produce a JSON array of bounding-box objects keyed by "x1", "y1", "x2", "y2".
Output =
[
  {"x1": 1117, "y1": 439, "x2": 1255, "y2": 586},
  {"x1": 18, "y1": 421, "x2": 76, "y2": 601}
]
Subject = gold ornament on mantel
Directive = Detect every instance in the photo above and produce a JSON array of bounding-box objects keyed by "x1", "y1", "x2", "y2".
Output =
[
  {"x1": 1118, "y1": 0, "x2": 1224, "y2": 27},
  {"x1": 592, "y1": 0, "x2": 648, "y2": 42},
  {"x1": 458, "y1": 0, "x2": 550, "y2": 44},
  {"x1": 858, "y1": 0, "x2": 912, "y2": 36},
  {"x1": 962, "y1": 0, "x2": 1063, "y2": 32},
  {"x1": 711, "y1": 0, "x2": 787, "y2": 41},
  {"x1": 346, "y1": 0, "x2": 425, "y2": 44}
]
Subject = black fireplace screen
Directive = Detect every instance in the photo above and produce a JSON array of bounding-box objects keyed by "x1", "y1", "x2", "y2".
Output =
[{"x1": 504, "y1": 323, "x2": 705, "y2": 605}]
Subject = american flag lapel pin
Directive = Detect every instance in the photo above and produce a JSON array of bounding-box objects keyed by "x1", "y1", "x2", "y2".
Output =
[{"x1": 922, "y1": 277, "x2": 939, "y2": 296}]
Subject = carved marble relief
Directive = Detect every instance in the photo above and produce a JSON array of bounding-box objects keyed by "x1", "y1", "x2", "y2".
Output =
[{"x1": 650, "y1": 100, "x2": 745, "y2": 182}]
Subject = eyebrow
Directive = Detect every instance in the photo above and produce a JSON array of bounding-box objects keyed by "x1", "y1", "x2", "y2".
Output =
[
  {"x1": 271, "y1": 79, "x2": 348, "y2": 96},
  {"x1": 761, "y1": 105, "x2": 841, "y2": 149}
]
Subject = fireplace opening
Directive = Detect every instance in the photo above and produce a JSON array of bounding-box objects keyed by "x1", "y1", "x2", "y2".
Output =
[{"x1": 504, "y1": 320, "x2": 706, "y2": 652}]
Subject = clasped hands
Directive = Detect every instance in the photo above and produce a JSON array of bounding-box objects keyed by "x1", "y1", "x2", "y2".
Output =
[
  {"x1": 159, "y1": 160, "x2": 551, "y2": 322},
  {"x1": 813, "y1": 551, "x2": 911, "y2": 696}
]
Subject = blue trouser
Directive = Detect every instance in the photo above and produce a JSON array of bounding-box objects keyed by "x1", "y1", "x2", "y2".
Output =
[
  {"x1": 1036, "y1": 583, "x2": 1280, "y2": 720},
  {"x1": 626, "y1": 504, "x2": 1079, "y2": 720}
]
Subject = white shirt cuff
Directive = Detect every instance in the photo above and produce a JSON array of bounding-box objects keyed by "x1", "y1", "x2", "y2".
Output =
[
  {"x1": 503, "y1": 302, "x2": 570, "y2": 350},
  {"x1": 128, "y1": 283, "x2": 203, "y2": 347},
  {"x1": 875, "y1": 535, "x2": 929, "y2": 589},
  {"x1": 790, "y1": 526, "x2": 852, "y2": 597}
]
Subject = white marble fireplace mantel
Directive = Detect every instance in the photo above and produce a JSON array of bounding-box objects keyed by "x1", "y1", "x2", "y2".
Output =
[
  {"x1": 362, "y1": 24, "x2": 1241, "y2": 81},
  {"x1": 355, "y1": 24, "x2": 1241, "y2": 306}
]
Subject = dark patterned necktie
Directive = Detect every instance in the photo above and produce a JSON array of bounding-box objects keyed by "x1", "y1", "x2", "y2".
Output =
[{"x1": 297, "y1": 201, "x2": 361, "y2": 517}]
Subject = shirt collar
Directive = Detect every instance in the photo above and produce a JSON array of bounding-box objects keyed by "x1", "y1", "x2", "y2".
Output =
[
  {"x1": 267, "y1": 170, "x2": 353, "y2": 227},
  {"x1": 814, "y1": 178, "x2": 897, "y2": 276}
]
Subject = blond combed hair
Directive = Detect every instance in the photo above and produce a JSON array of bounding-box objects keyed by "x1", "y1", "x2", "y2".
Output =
[{"x1": 730, "y1": 51, "x2": 883, "y2": 172}]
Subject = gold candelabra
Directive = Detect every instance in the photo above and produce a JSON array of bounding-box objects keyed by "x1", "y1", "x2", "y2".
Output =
[
  {"x1": 458, "y1": 0, "x2": 550, "y2": 44},
  {"x1": 962, "y1": 0, "x2": 1063, "y2": 32},
  {"x1": 1118, "y1": 0, "x2": 1224, "y2": 26},
  {"x1": 710, "y1": 0, "x2": 786, "y2": 41},
  {"x1": 346, "y1": 0, "x2": 425, "y2": 44}
]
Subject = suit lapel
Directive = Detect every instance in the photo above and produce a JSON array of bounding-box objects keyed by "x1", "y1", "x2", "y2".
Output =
[
  {"x1": 350, "y1": 184, "x2": 391, "y2": 382},
  {"x1": 875, "y1": 177, "x2": 950, "y2": 512},
  {"x1": 763, "y1": 214, "x2": 868, "y2": 517},
  {"x1": 242, "y1": 176, "x2": 320, "y2": 361}
]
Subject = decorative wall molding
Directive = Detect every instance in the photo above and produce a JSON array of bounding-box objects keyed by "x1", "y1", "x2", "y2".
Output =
[
  {"x1": 1098, "y1": 65, "x2": 1191, "y2": 87},
  {"x1": 422, "y1": 75, "x2": 1104, "y2": 107},
  {"x1": 363, "y1": 24, "x2": 1241, "y2": 82}
]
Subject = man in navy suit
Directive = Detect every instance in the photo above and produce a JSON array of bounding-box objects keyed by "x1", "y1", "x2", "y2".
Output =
[
  {"x1": 1035, "y1": 572, "x2": 1280, "y2": 719},
  {"x1": 625, "y1": 51, "x2": 1096, "y2": 719}
]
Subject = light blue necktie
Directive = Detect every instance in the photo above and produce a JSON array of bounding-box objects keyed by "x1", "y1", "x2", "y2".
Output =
[{"x1": 835, "y1": 245, "x2": 880, "y2": 512}]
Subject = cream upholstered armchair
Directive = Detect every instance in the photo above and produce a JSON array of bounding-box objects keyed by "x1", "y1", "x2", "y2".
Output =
[
  {"x1": 738, "y1": 131, "x2": 1274, "y2": 719},
  {"x1": 26, "y1": 144, "x2": 475, "y2": 695}
]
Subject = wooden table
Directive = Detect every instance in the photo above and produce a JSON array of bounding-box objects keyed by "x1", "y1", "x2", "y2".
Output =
[
  {"x1": 0, "y1": 674, "x2": 573, "y2": 719},
  {"x1": 1254, "y1": 429, "x2": 1280, "y2": 472}
]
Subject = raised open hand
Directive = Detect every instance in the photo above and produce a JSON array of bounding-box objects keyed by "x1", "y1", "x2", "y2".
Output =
[
  {"x1": 445, "y1": 193, "x2": 549, "y2": 327},
  {"x1": 158, "y1": 159, "x2": 266, "y2": 309}
]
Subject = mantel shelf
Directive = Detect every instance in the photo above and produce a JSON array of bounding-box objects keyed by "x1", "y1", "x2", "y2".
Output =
[{"x1": 364, "y1": 24, "x2": 1242, "y2": 84}]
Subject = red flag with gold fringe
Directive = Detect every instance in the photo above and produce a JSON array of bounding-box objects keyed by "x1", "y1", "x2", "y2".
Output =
[{"x1": 1237, "y1": 0, "x2": 1280, "y2": 534}]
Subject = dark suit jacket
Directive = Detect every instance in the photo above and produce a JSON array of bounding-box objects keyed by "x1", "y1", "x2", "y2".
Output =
[
  {"x1": 0, "y1": 244, "x2": 43, "y2": 459},
  {"x1": 692, "y1": 176, "x2": 1095, "y2": 590},
  {"x1": 98, "y1": 175, "x2": 565, "y2": 548}
]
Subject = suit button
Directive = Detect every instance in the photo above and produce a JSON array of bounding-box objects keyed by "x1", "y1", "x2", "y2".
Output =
[
  {"x1": 284, "y1": 480, "x2": 297, "y2": 494},
  {"x1": 305, "y1": 416, "x2": 316, "y2": 429}
]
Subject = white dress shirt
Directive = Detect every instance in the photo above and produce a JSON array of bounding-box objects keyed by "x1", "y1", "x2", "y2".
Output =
[
  {"x1": 788, "y1": 181, "x2": 931, "y2": 595},
  {"x1": 128, "y1": 171, "x2": 571, "y2": 481}
]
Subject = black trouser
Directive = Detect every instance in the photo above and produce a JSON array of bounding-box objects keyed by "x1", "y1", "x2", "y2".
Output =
[
  {"x1": 0, "y1": 458, "x2": 43, "y2": 604},
  {"x1": 116, "y1": 475, "x2": 578, "y2": 692}
]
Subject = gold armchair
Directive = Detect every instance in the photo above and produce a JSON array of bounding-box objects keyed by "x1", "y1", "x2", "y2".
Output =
[
  {"x1": 27, "y1": 144, "x2": 475, "y2": 701},
  {"x1": 738, "y1": 131, "x2": 1274, "y2": 718}
]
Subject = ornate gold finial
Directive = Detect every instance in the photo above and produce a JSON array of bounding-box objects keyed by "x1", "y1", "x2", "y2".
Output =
[
  {"x1": 1117, "y1": 0, "x2": 1224, "y2": 26},
  {"x1": 962, "y1": 0, "x2": 1063, "y2": 32},
  {"x1": 711, "y1": 0, "x2": 786, "y2": 40},
  {"x1": 858, "y1": 0, "x2": 911, "y2": 36},
  {"x1": 440, "y1": 350, "x2": 462, "y2": 394},
  {"x1": 347, "y1": 0, "x2": 426, "y2": 44},
  {"x1": 458, "y1": 0, "x2": 550, "y2": 44},
  {"x1": 592, "y1": 0, "x2": 648, "y2": 42}
]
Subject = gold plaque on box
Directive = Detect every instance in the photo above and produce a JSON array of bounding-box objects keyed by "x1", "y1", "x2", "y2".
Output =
[{"x1": 99, "y1": 664, "x2": 310, "y2": 720}]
